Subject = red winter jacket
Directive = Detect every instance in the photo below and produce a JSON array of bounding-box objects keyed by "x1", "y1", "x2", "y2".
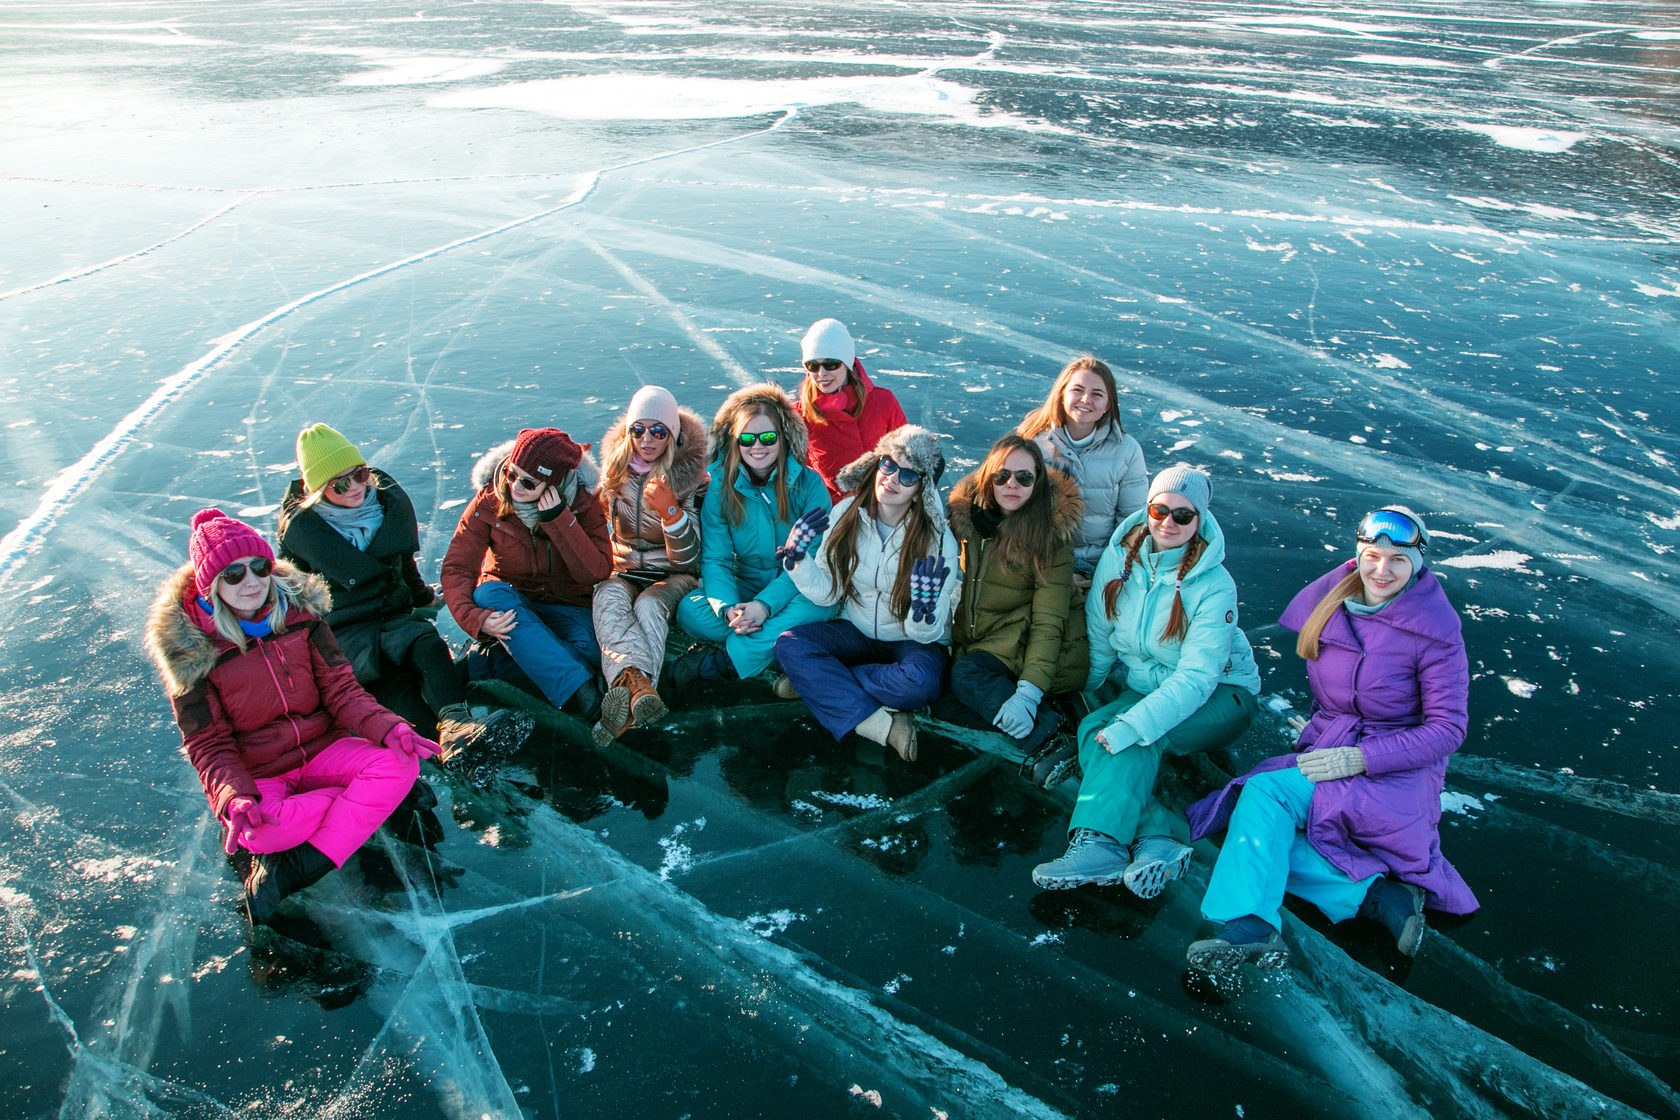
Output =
[
  {"x1": 797, "y1": 363, "x2": 907, "y2": 501},
  {"x1": 145, "y1": 564, "x2": 405, "y2": 819}
]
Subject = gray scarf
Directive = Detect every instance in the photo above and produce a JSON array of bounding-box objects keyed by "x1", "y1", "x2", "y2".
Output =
[{"x1": 315, "y1": 492, "x2": 386, "y2": 551}]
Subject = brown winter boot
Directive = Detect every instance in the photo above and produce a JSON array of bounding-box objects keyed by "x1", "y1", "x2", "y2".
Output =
[
  {"x1": 594, "y1": 671, "x2": 635, "y2": 746},
  {"x1": 621, "y1": 665, "x2": 668, "y2": 728}
]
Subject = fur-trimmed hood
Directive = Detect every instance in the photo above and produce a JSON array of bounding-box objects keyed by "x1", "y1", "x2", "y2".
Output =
[
  {"x1": 706, "y1": 382, "x2": 810, "y2": 467},
  {"x1": 946, "y1": 464, "x2": 1083, "y2": 543},
  {"x1": 144, "y1": 562, "x2": 329, "y2": 697},
  {"x1": 833, "y1": 424, "x2": 948, "y2": 539},
  {"x1": 470, "y1": 438, "x2": 602, "y2": 495},
  {"x1": 599, "y1": 405, "x2": 708, "y2": 499}
]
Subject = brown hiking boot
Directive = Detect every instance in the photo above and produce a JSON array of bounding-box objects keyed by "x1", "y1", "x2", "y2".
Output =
[
  {"x1": 621, "y1": 665, "x2": 668, "y2": 728},
  {"x1": 594, "y1": 672, "x2": 635, "y2": 746}
]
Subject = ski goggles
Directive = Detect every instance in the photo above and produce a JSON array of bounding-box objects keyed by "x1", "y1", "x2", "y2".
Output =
[
  {"x1": 803, "y1": 359, "x2": 845, "y2": 373},
  {"x1": 221, "y1": 557, "x2": 274, "y2": 585},
  {"x1": 989, "y1": 468, "x2": 1037, "y2": 488},
  {"x1": 1357, "y1": 508, "x2": 1427, "y2": 551},
  {"x1": 1147, "y1": 502, "x2": 1198, "y2": 526},
  {"x1": 879, "y1": 457, "x2": 925, "y2": 488},
  {"x1": 737, "y1": 431, "x2": 780, "y2": 447},
  {"x1": 328, "y1": 465, "x2": 371, "y2": 494},
  {"x1": 629, "y1": 422, "x2": 670, "y2": 441}
]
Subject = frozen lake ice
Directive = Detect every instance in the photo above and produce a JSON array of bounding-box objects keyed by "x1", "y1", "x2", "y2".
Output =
[{"x1": 2, "y1": 0, "x2": 1678, "y2": 1116}]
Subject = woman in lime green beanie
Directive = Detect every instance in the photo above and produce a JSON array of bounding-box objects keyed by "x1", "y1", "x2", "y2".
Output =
[{"x1": 279, "y1": 423, "x2": 532, "y2": 786}]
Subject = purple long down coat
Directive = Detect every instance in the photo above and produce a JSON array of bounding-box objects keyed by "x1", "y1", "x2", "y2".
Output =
[{"x1": 1187, "y1": 561, "x2": 1479, "y2": 914}]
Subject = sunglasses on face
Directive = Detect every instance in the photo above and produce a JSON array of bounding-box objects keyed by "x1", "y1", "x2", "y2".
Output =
[
  {"x1": 504, "y1": 466, "x2": 547, "y2": 492},
  {"x1": 221, "y1": 557, "x2": 274, "y2": 585},
  {"x1": 328, "y1": 465, "x2": 371, "y2": 494},
  {"x1": 1357, "y1": 508, "x2": 1427, "y2": 551},
  {"x1": 878, "y1": 457, "x2": 923, "y2": 489},
  {"x1": 990, "y1": 468, "x2": 1036, "y2": 488},
  {"x1": 629, "y1": 422, "x2": 670, "y2": 441},
  {"x1": 1147, "y1": 502, "x2": 1198, "y2": 526},
  {"x1": 803, "y1": 359, "x2": 845, "y2": 374},
  {"x1": 737, "y1": 431, "x2": 780, "y2": 448}
]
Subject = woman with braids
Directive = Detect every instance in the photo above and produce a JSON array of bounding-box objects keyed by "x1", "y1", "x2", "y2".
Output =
[
  {"x1": 775, "y1": 426, "x2": 960, "y2": 763},
  {"x1": 941, "y1": 434, "x2": 1087, "y2": 778},
  {"x1": 1031, "y1": 465, "x2": 1259, "y2": 900},
  {"x1": 1185, "y1": 507, "x2": 1476, "y2": 971}
]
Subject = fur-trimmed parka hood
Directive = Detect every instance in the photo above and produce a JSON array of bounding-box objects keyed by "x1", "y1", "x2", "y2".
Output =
[
  {"x1": 599, "y1": 405, "x2": 708, "y2": 499},
  {"x1": 946, "y1": 464, "x2": 1083, "y2": 544},
  {"x1": 470, "y1": 438, "x2": 602, "y2": 495},
  {"x1": 833, "y1": 424, "x2": 948, "y2": 539},
  {"x1": 144, "y1": 562, "x2": 329, "y2": 697},
  {"x1": 706, "y1": 382, "x2": 810, "y2": 467}
]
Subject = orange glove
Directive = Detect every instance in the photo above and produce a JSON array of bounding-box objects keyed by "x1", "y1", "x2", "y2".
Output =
[{"x1": 644, "y1": 475, "x2": 683, "y2": 527}]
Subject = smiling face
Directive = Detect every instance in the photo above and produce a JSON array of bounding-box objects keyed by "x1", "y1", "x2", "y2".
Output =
[
  {"x1": 807, "y1": 359, "x2": 850, "y2": 395},
  {"x1": 320, "y1": 467, "x2": 368, "y2": 508},
  {"x1": 1060, "y1": 369, "x2": 1110, "y2": 437},
  {"x1": 1146, "y1": 491, "x2": 1199, "y2": 551},
  {"x1": 215, "y1": 554, "x2": 272, "y2": 619},
  {"x1": 874, "y1": 461, "x2": 920, "y2": 523},
  {"x1": 505, "y1": 463, "x2": 549, "y2": 501},
  {"x1": 737, "y1": 411, "x2": 781, "y2": 476},
  {"x1": 991, "y1": 448, "x2": 1037, "y2": 513},
  {"x1": 1357, "y1": 542, "x2": 1415, "y2": 604}
]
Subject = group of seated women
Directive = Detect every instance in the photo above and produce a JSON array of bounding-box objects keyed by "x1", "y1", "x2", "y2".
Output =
[{"x1": 143, "y1": 317, "x2": 1476, "y2": 972}]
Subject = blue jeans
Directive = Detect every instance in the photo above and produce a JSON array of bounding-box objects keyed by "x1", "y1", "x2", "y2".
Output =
[
  {"x1": 1199, "y1": 766, "x2": 1377, "y2": 929},
  {"x1": 472, "y1": 581, "x2": 599, "y2": 708},
  {"x1": 775, "y1": 620, "x2": 948, "y2": 741}
]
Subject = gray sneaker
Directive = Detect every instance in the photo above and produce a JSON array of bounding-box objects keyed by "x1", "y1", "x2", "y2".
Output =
[
  {"x1": 1121, "y1": 835, "x2": 1194, "y2": 900},
  {"x1": 1031, "y1": 828, "x2": 1131, "y2": 889}
]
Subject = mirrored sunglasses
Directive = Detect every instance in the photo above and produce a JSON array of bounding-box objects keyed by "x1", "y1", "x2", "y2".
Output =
[
  {"x1": 737, "y1": 431, "x2": 780, "y2": 447},
  {"x1": 629, "y1": 422, "x2": 670, "y2": 441},
  {"x1": 221, "y1": 557, "x2": 274, "y2": 585},
  {"x1": 1357, "y1": 508, "x2": 1427, "y2": 550},
  {"x1": 328, "y1": 465, "x2": 371, "y2": 495},
  {"x1": 990, "y1": 468, "x2": 1037, "y2": 488},
  {"x1": 879, "y1": 457, "x2": 923, "y2": 488},
  {"x1": 1147, "y1": 502, "x2": 1198, "y2": 526},
  {"x1": 803, "y1": 359, "x2": 844, "y2": 374}
]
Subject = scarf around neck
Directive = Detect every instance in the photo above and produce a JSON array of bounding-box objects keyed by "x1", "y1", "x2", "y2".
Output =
[{"x1": 314, "y1": 491, "x2": 385, "y2": 551}]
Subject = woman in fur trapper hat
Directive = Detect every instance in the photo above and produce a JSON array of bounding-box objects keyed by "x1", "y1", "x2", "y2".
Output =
[
  {"x1": 668, "y1": 383, "x2": 838, "y2": 689},
  {"x1": 146, "y1": 509, "x2": 426, "y2": 925},
  {"x1": 774, "y1": 425, "x2": 960, "y2": 762}
]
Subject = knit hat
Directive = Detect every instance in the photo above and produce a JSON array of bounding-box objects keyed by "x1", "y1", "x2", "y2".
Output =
[
  {"x1": 1358, "y1": 505, "x2": 1427, "y2": 572},
  {"x1": 627, "y1": 385, "x2": 681, "y2": 434},
  {"x1": 295, "y1": 423, "x2": 366, "y2": 494},
  {"x1": 1147, "y1": 463, "x2": 1212, "y2": 515},
  {"x1": 835, "y1": 424, "x2": 947, "y2": 534},
  {"x1": 509, "y1": 427, "x2": 583, "y2": 482},
  {"x1": 801, "y1": 318, "x2": 856, "y2": 368},
  {"x1": 188, "y1": 508, "x2": 274, "y2": 596}
]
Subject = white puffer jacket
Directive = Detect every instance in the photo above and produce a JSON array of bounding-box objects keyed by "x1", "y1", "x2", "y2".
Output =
[{"x1": 1035, "y1": 421, "x2": 1148, "y2": 576}]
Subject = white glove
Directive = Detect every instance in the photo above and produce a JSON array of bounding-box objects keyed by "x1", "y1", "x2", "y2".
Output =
[{"x1": 1298, "y1": 746, "x2": 1366, "y2": 783}]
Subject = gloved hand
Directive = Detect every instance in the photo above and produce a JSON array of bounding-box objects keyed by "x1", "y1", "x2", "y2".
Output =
[
  {"x1": 908, "y1": 555, "x2": 950, "y2": 624},
  {"x1": 776, "y1": 508, "x2": 830, "y2": 570},
  {"x1": 1095, "y1": 720, "x2": 1141, "y2": 755},
  {"x1": 1298, "y1": 745, "x2": 1366, "y2": 783},
  {"x1": 223, "y1": 796, "x2": 269, "y2": 855},
  {"x1": 644, "y1": 475, "x2": 684, "y2": 528},
  {"x1": 385, "y1": 723, "x2": 440, "y2": 760},
  {"x1": 536, "y1": 480, "x2": 567, "y2": 521},
  {"x1": 992, "y1": 680, "x2": 1044, "y2": 739}
]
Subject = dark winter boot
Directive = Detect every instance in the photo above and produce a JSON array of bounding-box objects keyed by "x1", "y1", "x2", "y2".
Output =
[
  {"x1": 1020, "y1": 733, "x2": 1080, "y2": 790},
  {"x1": 1186, "y1": 915, "x2": 1289, "y2": 971},
  {"x1": 666, "y1": 646, "x2": 738, "y2": 691},
  {"x1": 435, "y1": 704, "x2": 534, "y2": 780},
  {"x1": 563, "y1": 677, "x2": 604, "y2": 723},
  {"x1": 243, "y1": 843, "x2": 336, "y2": 926},
  {"x1": 1358, "y1": 877, "x2": 1427, "y2": 957}
]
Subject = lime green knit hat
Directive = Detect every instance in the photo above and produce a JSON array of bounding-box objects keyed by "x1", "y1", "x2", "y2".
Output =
[{"x1": 296, "y1": 423, "x2": 366, "y2": 493}]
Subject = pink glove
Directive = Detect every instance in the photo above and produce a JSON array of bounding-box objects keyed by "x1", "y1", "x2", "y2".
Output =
[
  {"x1": 385, "y1": 723, "x2": 440, "y2": 760},
  {"x1": 223, "y1": 796, "x2": 269, "y2": 855}
]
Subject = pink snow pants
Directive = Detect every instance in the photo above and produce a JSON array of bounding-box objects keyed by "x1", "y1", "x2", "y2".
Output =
[{"x1": 238, "y1": 737, "x2": 418, "y2": 866}]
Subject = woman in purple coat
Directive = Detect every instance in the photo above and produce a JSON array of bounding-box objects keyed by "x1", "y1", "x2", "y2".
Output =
[{"x1": 1184, "y1": 507, "x2": 1477, "y2": 970}]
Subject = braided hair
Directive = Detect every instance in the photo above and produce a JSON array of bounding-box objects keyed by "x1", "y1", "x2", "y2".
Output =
[{"x1": 1101, "y1": 524, "x2": 1207, "y2": 643}]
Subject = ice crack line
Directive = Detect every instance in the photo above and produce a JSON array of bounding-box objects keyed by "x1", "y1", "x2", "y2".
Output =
[{"x1": 0, "y1": 110, "x2": 797, "y2": 591}]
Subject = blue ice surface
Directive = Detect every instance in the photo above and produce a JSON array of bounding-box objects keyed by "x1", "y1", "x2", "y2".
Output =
[{"x1": 1, "y1": 0, "x2": 1678, "y2": 1116}]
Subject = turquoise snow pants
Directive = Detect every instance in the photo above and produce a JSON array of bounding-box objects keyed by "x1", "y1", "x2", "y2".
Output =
[
  {"x1": 676, "y1": 590, "x2": 837, "y2": 679},
  {"x1": 1069, "y1": 683, "x2": 1257, "y2": 845},
  {"x1": 1199, "y1": 766, "x2": 1377, "y2": 930}
]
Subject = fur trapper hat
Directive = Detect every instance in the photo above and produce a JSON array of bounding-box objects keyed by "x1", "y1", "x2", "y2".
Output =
[{"x1": 835, "y1": 424, "x2": 947, "y2": 534}]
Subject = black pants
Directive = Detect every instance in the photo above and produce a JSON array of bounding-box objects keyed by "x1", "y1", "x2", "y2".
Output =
[{"x1": 940, "y1": 651, "x2": 1061, "y2": 755}]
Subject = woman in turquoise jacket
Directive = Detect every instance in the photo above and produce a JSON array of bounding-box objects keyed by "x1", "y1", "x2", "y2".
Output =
[
  {"x1": 670, "y1": 383, "x2": 837, "y2": 686},
  {"x1": 1032, "y1": 464, "x2": 1260, "y2": 899}
]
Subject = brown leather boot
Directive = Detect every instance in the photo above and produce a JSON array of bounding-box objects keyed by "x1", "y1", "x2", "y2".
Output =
[
  {"x1": 620, "y1": 665, "x2": 668, "y2": 729},
  {"x1": 594, "y1": 671, "x2": 635, "y2": 746}
]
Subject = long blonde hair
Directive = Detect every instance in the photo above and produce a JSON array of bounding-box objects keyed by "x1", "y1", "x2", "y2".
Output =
[
  {"x1": 1295, "y1": 570, "x2": 1366, "y2": 660},
  {"x1": 824, "y1": 462, "x2": 935, "y2": 621},
  {"x1": 600, "y1": 416, "x2": 679, "y2": 497},
  {"x1": 720, "y1": 408, "x2": 792, "y2": 527},
  {"x1": 1101, "y1": 524, "x2": 1207, "y2": 644},
  {"x1": 1018, "y1": 355, "x2": 1125, "y2": 439},
  {"x1": 207, "y1": 567, "x2": 304, "y2": 650}
]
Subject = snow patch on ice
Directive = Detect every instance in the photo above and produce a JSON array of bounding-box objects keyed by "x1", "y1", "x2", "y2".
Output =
[
  {"x1": 657, "y1": 818, "x2": 707, "y2": 880},
  {"x1": 1503, "y1": 677, "x2": 1539, "y2": 699},
  {"x1": 235, "y1": 503, "x2": 279, "y2": 519},
  {"x1": 744, "y1": 910, "x2": 806, "y2": 938},
  {"x1": 1369, "y1": 353, "x2": 1411, "y2": 370},
  {"x1": 810, "y1": 791, "x2": 893, "y2": 810},
  {"x1": 342, "y1": 56, "x2": 509, "y2": 86},
  {"x1": 1440, "y1": 792, "x2": 1485, "y2": 816},
  {"x1": 1256, "y1": 468, "x2": 1326, "y2": 483},
  {"x1": 1029, "y1": 931, "x2": 1064, "y2": 948},
  {"x1": 849, "y1": 1084, "x2": 884, "y2": 1108},
  {"x1": 576, "y1": 1047, "x2": 596, "y2": 1073},
  {"x1": 1436, "y1": 550, "x2": 1535, "y2": 573},
  {"x1": 883, "y1": 973, "x2": 910, "y2": 994},
  {"x1": 1646, "y1": 511, "x2": 1680, "y2": 531},
  {"x1": 1455, "y1": 122, "x2": 1588, "y2": 153},
  {"x1": 1346, "y1": 54, "x2": 1463, "y2": 70}
]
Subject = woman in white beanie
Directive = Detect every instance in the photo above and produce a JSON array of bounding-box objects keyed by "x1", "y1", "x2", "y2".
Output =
[
  {"x1": 795, "y1": 317, "x2": 908, "y2": 501},
  {"x1": 1031, "y1": 464, "x2": 1259, "y2": 901},
  {"x1": 591, "y1": 385, "x2": 710, "y2": 745},
  {"x1": 774, "y1": 425, "x2": 960, "y2": 762}
]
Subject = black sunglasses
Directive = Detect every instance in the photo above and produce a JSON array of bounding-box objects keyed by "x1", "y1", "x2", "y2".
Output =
[
  {"x1": 629, "y1": 422, "x2": 670, "y2": 440},
  {"x1": 990, "y1": 468, "x2": 1037, "y2": 488},
  {"x1": 221, "y1": 557, "x2": 274, "y2": 585},
  {"x1": 879, "y1": 457, "x2": 923, "y2": 488},
  {"x1": 737, "y1": 431, "x2": 780, "y2": 447},
  {"x1": 505, "y1": 466, "x2": 547, "y2": 491},
  {"x1": 1147, "y1": 502, "x2": 1198, "y2": 526},
  {"x1": 803, "y1": 359, "x2": 845, "y2": 373},
  {"x1": 328, "y1": 465, "x2": 371, "y2": 495}
]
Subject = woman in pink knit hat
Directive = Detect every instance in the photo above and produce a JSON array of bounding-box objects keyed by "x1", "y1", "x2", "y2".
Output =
[{"x1": 145, "y1": 509, "x2": 428, "y2": 925}]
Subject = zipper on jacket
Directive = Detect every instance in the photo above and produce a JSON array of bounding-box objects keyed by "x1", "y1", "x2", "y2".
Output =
[
  {"x1": 967, "y1": 538, "x2": 990, "y2": 633},
  {"x1": 257, "y1": 641, "x2": 304, "y2": 749}
]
